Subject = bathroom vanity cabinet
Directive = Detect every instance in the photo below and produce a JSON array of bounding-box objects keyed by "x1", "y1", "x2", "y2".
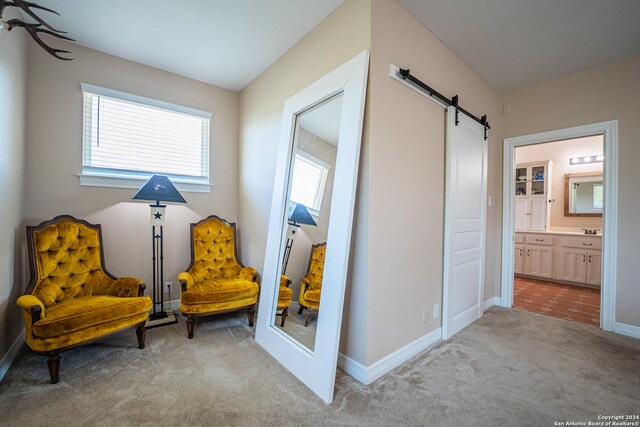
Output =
[{"x1": 515, "y1": 231, "x2": 601, "y2": 288}]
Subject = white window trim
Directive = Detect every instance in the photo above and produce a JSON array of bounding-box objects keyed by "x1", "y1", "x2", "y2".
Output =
[
  {"x1": 80, "y1": 83, "x2": 212, "y2": 119},
  {"x1": 79, "y1": 83, "x2": 212, "y2": 193},
  {"x1": 78, "y1": 171, "x2": 211, "y2": 193}
]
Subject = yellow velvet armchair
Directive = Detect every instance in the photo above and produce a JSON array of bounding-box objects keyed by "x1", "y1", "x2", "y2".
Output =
[
  {"x1": 179, "y1": 215, "x2": 259, "y2": 338},
  {"x1": 277, "y1": 275, "x2": 293, "y2": 327},
  {"x1": 16, "y1": 215, "x2": 152, "y2": 384},
  {"x1": 298, "y1": 242, "x2": 326, "y2": 326}
]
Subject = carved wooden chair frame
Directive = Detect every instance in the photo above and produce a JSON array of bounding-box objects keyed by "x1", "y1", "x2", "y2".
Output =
[{"x1": 24, "y1": 215, "x2": 147, "y2": 383}]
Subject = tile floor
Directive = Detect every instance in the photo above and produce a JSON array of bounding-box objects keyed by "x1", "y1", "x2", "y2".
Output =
[{"x1": 513, "y1": 276, "x2": 600, "y2": 326}]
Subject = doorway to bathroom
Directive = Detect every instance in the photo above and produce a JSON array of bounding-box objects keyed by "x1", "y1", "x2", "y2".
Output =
[
  {"x1": 501, "y1": 121, "x2": 618, "y2": 332},
  {"x1": 513, "y1": 135, "x2": 603, "y2": 326}
]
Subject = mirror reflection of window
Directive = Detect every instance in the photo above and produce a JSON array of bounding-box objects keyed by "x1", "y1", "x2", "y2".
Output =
[
  {"x1": 290, "y1": 152, "x2": 330, "y2": 216},
  {"x1": 592, "y1": 184, "x2": 603, "y2": 210}
]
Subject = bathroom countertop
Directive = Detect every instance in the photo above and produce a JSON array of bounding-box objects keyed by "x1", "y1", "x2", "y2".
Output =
[{"x1": 515, "y1": 229, "x2": 601, "y2": 237}]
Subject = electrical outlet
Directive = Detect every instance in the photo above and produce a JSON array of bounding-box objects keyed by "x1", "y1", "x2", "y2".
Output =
[
  {"x1": 433, "y1": 304, "x2": 439, "y2": 319},
  {"x1": 165, "y1": 281, "x2": 172, "y2": 294},
  {"x1": 422, "y1": 307, "x2": 429, "y2": 324}
]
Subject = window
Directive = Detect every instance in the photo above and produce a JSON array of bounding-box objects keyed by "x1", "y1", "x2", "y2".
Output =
[
  {"x1": 81, "y1": 83, "x2": 211, "y2": 191},
  {"x1": 290, "y1": 152, "x2": 330, "y2": 215}
]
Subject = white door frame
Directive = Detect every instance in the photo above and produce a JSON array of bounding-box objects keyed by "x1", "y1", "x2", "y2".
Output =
[{"x1": 500, "y1": 121, "x2": 618, "y2": 331}]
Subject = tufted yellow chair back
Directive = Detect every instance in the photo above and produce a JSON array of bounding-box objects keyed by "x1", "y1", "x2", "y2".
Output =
[
  {"x1": 187, "y1": 216, "x2": 244, "y2": 282},
  {"x1": 304, "y1": 242, "x2": 326, "y2": 291},
  {"x1": 27, "y1": 216, "x2": 114, "y2": 308}
]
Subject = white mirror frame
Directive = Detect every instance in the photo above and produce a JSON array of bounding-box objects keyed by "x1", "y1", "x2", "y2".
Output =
[{"x1": 255, "y1": 51, "x2": 369, "y2": 404}]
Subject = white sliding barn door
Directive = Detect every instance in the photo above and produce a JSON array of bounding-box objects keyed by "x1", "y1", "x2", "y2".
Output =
[{"x1": 442, "y1": 106, "x2": 488, "y2": 339}]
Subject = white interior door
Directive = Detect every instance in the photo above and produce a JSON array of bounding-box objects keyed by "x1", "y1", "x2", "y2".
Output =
[{"x1": 442, "y1": 106, "x2": 488, "y2": 339}]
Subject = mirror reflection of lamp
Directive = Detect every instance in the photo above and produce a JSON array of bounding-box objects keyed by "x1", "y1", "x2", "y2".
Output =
[{"x1": 282, "y1": 203, "x2": 317, "y2": 274}]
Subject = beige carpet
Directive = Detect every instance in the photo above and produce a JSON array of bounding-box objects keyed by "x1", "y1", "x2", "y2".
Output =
[
  {"x1": 275, "y1": 302, "x2": 317, "y2": 350},
  {"x1": 1, "y1": 308, "x2": 639, "y2": 426}
]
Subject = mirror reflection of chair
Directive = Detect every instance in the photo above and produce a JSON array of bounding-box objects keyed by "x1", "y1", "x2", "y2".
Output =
[
  {"x1": 178, "y1": 215, "x2": 259, "y2": 338},
  {"x1": 277, "y1": 276, "x2": 292, "y2": 327},
  {"x1": 298, "y1": 242, "x2": 326, "y2": 326},
  {"x1": 16, "y1": 215, "x2": 152, "y2": 384}
]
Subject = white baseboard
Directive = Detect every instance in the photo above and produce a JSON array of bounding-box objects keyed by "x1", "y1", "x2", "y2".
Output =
[
  {"x1": 0, "y1": 329, "x2": 25, "y2": 382},
  {"x1": 338, "y1": 327, "x2": 441, "y2": 385},
  {"x1": 613, "y1": 322, "x2": 640, "y2": 339},
  {"x1": 483, "y1": 296, "x2": 501, "y2": 311},
  {"x1": 165, "y1": 299, "x2": 180, "y2": 311}
]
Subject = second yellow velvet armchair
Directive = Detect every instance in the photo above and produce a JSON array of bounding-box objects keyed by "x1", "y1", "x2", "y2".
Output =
[
  {"x1": 178, "y1": 215, "x2": 259, "y2": 338},
  {"x1": 298, "y1": 242, "x2": 326, "y2": 326}
]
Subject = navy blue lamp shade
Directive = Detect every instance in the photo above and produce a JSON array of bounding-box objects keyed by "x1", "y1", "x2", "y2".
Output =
[
  {"x1": 132, "y1": 175, "x2": 186, "y2": 204},
  {"x1": 289, "y1": 203, "x2": 317, "y2": 227}
]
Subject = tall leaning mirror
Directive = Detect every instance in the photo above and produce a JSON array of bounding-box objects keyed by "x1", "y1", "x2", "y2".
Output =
[{"x1": 255, "y1": 51, "x2": 369, "y2": 404}]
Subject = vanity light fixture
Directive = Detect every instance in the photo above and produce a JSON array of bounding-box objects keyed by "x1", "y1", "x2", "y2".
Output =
[{"x1": 570, "y1": 155, "x2": 604, "y2": 165}]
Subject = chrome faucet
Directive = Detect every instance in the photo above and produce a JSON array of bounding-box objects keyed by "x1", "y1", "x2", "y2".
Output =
[{"x1": 581, "y1": 228, "x2": 599, "y2": 235}]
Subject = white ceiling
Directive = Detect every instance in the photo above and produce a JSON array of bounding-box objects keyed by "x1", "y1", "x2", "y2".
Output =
[
  {"x1": 29, "y1": 0, "x2": 344, "y2": 91},
  {"x1": 16, "y1": 1, "x2": 640, "y2": 93},
  {"x1": 398, "y1": 0, "x2": 640, "y2": 91}
]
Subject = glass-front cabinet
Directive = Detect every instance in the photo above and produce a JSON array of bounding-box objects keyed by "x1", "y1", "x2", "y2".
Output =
[{"x1": 515, "y1": 161, "x2": 553, "y2": 231}]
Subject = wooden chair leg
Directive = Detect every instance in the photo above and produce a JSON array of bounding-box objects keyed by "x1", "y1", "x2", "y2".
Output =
[
  {"x1": 280, "y1": 307, "x2": 288, "y2": 327},
  {"x1": 247, "y1": 306, "x2": 255, "y2": 327},
  {"x1": 136, "y1": 325, "x2": 146, "y2": 349},
  {"x1": 47, "y1": 353, "x2": 60, "y2": 384},
  {"x1": 298, "y1": 305, "x2": 304, "y2": 315},
  {"x1": 304, "y1": 311, "x2": 311, "y2": 327},
  {"x1": 186, "y1": 316, "x2": 195, "y2": 339}
]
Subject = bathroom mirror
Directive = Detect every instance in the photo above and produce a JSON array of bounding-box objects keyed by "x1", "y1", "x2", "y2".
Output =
[
  {"x1": 255, "y1": 51, "x2": 369, "y2": 404},
  {"x1": 565, "y1": 172, "x2": 603, "y2": 216}
]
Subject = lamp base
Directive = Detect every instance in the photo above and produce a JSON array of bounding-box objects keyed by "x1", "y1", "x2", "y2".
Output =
[{"x1": 147, "y1": 311, "x2": 178, "y2": 329}]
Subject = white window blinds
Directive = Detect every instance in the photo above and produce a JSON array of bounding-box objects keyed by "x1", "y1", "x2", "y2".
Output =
[
  {"x1": 290, "y1": 152, "x2": 330, "y2": 214},
  {"x1": 82, "y1": 83, "x2": 211, "y2": 182}
]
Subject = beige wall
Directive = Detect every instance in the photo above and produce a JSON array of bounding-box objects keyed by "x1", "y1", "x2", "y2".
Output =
[
  {"x1": 25, "y1": 41, "x2": 239, "y2": 303},
  {"x1": 239, "y1": 0, "x2": 371, "y2": 364},
  {"x1": 0, "y1": 12, "x2": 28, "y2": 366},
  {"x1": 367, "y1": 0, "x2": 502, "y2": 364},
  {"x1": 515, "y1": 136, "x2": 603, "y2": 229},
  {"x1": 500, "y1": 52, "x2": 640, "y2": 327}
]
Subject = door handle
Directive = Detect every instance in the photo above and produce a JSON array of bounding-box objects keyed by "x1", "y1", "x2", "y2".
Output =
[
  {"x1": 589, "y1": 255, "x2": 592, "y2": 262},
  {"x1": 535, "y1": 238, "x2": 543, "y2": 242},
  {"x1": 583, "y1": 254, "x2": 586, "y2": 262},
  {"x1": 582, "y1": 243, "x2": 593, "y2": 246},
  {"x1": 527, "y1": 250, "x2": 530, "y2": 256}
]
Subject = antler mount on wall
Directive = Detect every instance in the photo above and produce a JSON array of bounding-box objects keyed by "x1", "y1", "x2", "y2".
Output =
[{"x1": 0, "y1": 0, "x2": 73, "y2": 60}]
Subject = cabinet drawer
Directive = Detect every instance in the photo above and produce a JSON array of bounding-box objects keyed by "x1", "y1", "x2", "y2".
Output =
[
  {"x1": 514, "y1": 234, "x2": 524, "y2": 244},
  {"x1": 561, "y1": 237, "x2": 602, "y2": 250},
  {"x1": 525, "y1": 235, "x2": 554, "y2": 246}
]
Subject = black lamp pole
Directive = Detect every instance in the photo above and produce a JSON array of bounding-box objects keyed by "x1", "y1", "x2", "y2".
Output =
[
  {"x1": 150, "y1": 201, "x2": 166, "y2": 321},
  {"x1": 132, "y1": 175, "x2": 186, "y2": 327}
]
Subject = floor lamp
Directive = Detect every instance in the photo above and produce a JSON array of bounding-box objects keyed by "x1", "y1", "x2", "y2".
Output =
[
  {"x1": 282, "y1": 203, "x2": 317, "y2": 274},
  {"x1": 132, "y1": 175, "x2": 186, "y2": 328}
]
